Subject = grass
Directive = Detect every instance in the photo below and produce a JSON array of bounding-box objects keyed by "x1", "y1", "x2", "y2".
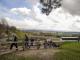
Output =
[{"x1": 53, "y1": 42, "x2": 80, "y2": 60}]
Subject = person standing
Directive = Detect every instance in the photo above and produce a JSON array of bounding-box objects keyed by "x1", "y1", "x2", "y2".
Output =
[
  {"x1": 43, "y1": 40, "x2": 48, "y2": 49},
  {"x1": 47, "y1": 38, "x2": 52, "y2": 48},
  {"x1": 10, "y1": 34, "x2": 18, "y2": 50},
  {"x1": 24, "y1": 34, "x2": 29, "y2": 48},
  {"x1": 36, "y1": 40, "x2": 41, "y2": 49},
  {"x1": 49, "y1": 40, "x2": 53, "y2": 48},
  {"x1": 30, "y1": 38, "x2": 34, "y2": 46}
]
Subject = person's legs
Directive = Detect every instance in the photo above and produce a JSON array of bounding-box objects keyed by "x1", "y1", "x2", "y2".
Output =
[
  {"x1": 25, "y1": 43, "x2": 27, "y2": 48},
  {"x1": 30, "y1": 41, "x2": 34, "y2": 48},
  {"x1": 25, "y1": 42, "x2": 30, "y2": 48},
  {"x1": 10, "y1": 43, "x2": 14, "y2": 50},
  {"x1": 26, "y1": 42, "x2": 29, "y2": 48},
  {"x1": 14, "y1": 43, "x2": 18, "y2": 50},
  {"x1": 45, "y1": 44, "x2": 47, "y2": 48},
  {"x1": 28, "y1": 44, "x2": 30, "y2": 48}
]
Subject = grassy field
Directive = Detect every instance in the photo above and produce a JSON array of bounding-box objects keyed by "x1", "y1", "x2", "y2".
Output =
[
  {"x1": 0, "y1": 42, "x2": 80, "y2": 60},
  {"x1": 53, "y1": 42, "x2": 80, "y2": 60}
]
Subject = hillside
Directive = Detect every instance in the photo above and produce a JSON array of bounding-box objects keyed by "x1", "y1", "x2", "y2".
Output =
[{"x1": 0, "y1": 22, "x2": 25, "y2": 40}]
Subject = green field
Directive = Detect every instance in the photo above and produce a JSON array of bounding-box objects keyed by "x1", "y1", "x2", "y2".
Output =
[{"x1": 54, "y1": 42, "x2": 80, "y2": 60}]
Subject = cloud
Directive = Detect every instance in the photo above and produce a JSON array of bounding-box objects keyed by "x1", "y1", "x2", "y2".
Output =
[
  {"x1": 27, "y1": 0, "x2": 38, "y2": 5},
  {"x1": 10, "y1": 7, "x2": 31, "y2": 16},
  {"x1": 31, "y1": 3, "x2": 80, "y2": 32},
  {"x1": 5, "y1": 16, "x2": 39, "y2": 30},
  {"x1": 62, "y1": 0, "x2": 80, "y2": 15}
]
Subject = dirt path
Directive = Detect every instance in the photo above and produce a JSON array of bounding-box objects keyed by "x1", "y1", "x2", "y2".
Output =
[{"x1": 16, "y1": 48, "x2": 60, "y2": 59}]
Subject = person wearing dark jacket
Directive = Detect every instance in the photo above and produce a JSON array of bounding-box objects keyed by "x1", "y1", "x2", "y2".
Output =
[
  {"x1": 10, "y1": 35, "x2": 18, "y2": 50},
  {"x1": 43, "y1": 40, "x2": 48, "y2": 49},
  {"x1": 30, "y1": 38, "x2": 34, "y2": 46},
  {"x1": 36, "y1": 40, "x2": 41, "y2": 49},
  {"x1": 24, "y1": 34, "x2": 29, "y2": 48}
]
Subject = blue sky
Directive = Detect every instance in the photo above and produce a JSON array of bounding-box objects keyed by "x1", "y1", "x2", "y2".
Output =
[
  {"x1": 0, "y1": 0, "x2": 31, "y2": 9},
  {"x1": 0, "y1": 0, "x2": 32, "y2": 20}
]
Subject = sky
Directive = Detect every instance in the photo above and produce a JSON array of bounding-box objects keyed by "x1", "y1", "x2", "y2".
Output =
[{"x1": 0, "y1": 0, "x2": 80, "y2": 32}]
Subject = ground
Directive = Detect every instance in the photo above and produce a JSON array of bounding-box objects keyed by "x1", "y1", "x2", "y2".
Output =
[
  {"x1": 0, "y1": 45, "x2": 60, "y2": 60},
  {"x1": 16, "y1": 48, "x2": 60, "y2": 60}
]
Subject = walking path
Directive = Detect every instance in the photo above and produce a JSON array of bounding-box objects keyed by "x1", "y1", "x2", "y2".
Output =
[{"x1": 16, "y1": 48, "x2": 60, "y2": 59}]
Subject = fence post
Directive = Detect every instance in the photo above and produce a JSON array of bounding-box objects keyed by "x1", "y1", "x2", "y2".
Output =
[{"x1": 22, "y1": 41, "x2": 25, "y2": 51}]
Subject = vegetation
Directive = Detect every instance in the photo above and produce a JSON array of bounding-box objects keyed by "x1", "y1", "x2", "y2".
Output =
[
  {"x1": 0, "y1": 18, "x2": 25, "y2": 40},
  {"x1": 53, "y1": 42, "x2": 80, "y2": 60}
]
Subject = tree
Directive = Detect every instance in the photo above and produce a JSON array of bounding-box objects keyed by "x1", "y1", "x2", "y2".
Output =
[
  {"x1": 0, "y1": 18, "x2": 8, "y2": 26},
  {"x1": 0, "y1": 18, "x2": 9, "y2": 39},
  {"x1": 40, "y1": 0, "x2": 62, "y2": 15}
]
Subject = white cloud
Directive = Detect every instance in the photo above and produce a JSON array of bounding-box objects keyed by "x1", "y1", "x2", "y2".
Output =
[
  {"x1": 10, "y1": 7, "x2": 31, "y2": 16},
  {"x1": 62, "y1": 0, "x2": 80, "y2": 15},
  {"x1": 5, "y1": 17, "x2": 39, "y2": 30},
  {"x1": 27, "y1": 0, "x2": 38, "y2": 5}
]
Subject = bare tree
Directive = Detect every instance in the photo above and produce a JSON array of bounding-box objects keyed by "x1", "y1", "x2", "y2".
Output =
[
  {"x1": 1, "y1": 18, "x2": 8, "y2": 26},
  {"x1": 0, "y1": 18, "x2": 9, "y2": 39}
]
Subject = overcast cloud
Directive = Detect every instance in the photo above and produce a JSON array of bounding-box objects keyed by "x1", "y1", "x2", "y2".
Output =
[{"x1": 62, "y1": 0, "x2": 80, "y2": 15}]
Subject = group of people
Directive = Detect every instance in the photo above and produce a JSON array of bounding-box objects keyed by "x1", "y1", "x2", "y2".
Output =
[
  {"x1": 43, "y1": 39, "x2": 59, "y2": 49},
  {"x1": 10, "y1": 34, "x2": 59, "y2": 50},
  {"x1": 24, "y1": 34, "x2": 34, "y2": 49}
]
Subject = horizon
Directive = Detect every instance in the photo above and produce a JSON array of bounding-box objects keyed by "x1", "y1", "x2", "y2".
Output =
[{"x1": 21, "y1": 29, "x2": 80, "y2": 33}]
